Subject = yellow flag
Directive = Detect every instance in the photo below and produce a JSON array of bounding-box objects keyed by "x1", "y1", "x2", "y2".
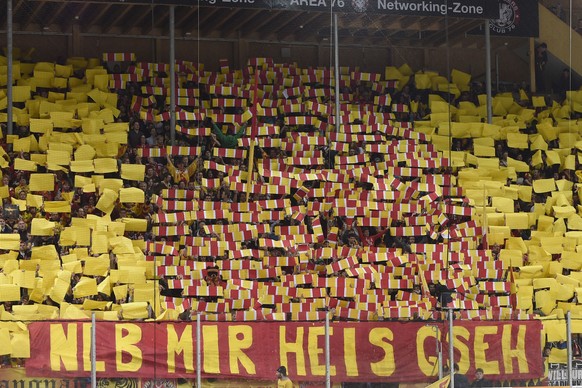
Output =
[
  {"x1": 74, "y1": 175, "x2": 93, "y2": 188},
  {"x1": 0, "y1": 284, "x2": 21, "y2": 302},
  {"x1": 99, "y1": 178, "x2": 123, "y2": 192},
  {"x1": 46, "y1": 149, "x2": 71, "y2": 166},
  {"x1": 0, "y1": 234, "x2": 20, "y2": 251},
  {"x1": 84, "y1": 256, "x2": 110, "y2": 276},
  {"x1": 71, "y1": 159, "x2": 95, "y2": 174},
  {"x1": 44, "y1": 201, "x2": 71, "y2": 213},
  {"x1": 12, "y1": 137, "x2": 31, "y2": 152},
  {"x1": 110, "y1": 236, "x2": 135, "y2": 254},
  {"x1": 533, "y1": 178, "x2": 556, "y2": 193},
  {"x1": 97, "y1": 276, "x2": 111, "y2": 295},
  {"x1": 121, "y1": 164, "x2": 145, "y2": 181},
  {"x1": 29, "y1": 173, "x2": 55, "y2": 192},
  {"x1": 91, "y1": 231, "x2": 110, "y2": 254},
  {"x1": 30, "y1": 154, "x2": 47, "y2": 166},
  {"x1": 82, "y1": 300, "x2": 110, "y2": 311},
  {"x1": 94, "y1": 158, "x2": 118, "y2": 174},
  {"x1": 62, "y1": 261, "x2": 82, "y2": 274},
  {"x1": 12, "y1": 86, "x2": 31, "y2": 103},
  {"x1": 73, "y1": 277, "x2": 98, "y2": 298},
  {"x1": 12, "y1": 270, "x2": 37, "y2": 289},
  {"x1": 59, "y1": 228, "x2": 77, "y2": 246},
  {"x1": 75, "y1": 144, "x2": 97, "y2": 161},
  {"x1": 425, "y1": 375, "x2": 451, "y2": 388},
  {"x1": 531, "y1": 149, "x2": 543, "y2": 166},
  {"x1": 31, "y1": 245, "x2": 59, "y2": 260},
  {"x1": 0, "y1": 328, "x2": 12, "y2": 355},
  {"x1": 120, "y1": 302, "x2": 149, "y2": 319},
  {"x1": 505, "y1": 213, "x2": 530, "y2": 229},
  {"x1": 61, "y1": 304, "x2": 90, "y2": 320},
  {"x1": 241, "y1": 109, "x2": 253, "y2": 122},
  {"x1": 31, "y1": 218, "x2": 57, "y2": 236},
  {"x1": 96, "y1": 188, "x2": 118, "y2": 214},
  {"x1": 532, "y1": 96, "x2": 546, "y2": 107},
  {"x1": 11, "y1": 198, "x2": 26, "y2": 211},
  {"x1": 451, "y1": 68, "x2": 471, "y2": 88},
  {"x1": 26, "y1": 193, "x2": 44, "y2": 208},
  {"x1": 93, "y1": 74, "x2": 109, "y2": 91},
  {"x1": 492, "y1": 197, "x2": 514, "y2": 213},
  {"x1": 49, "y1": 278, "x2": 70, "y2": 303},
  {"x1": 104, "y1": 131, "x2": 126, "y2": 144},
  {"x1": 10, "y1": 331, "x2": 30, "y2": 358},
  {"x1": 14, "y1": 158, "x2": 37, "y2": 172},
  {"x1": 113, "y1": 284, "x2": 128, "y2": 301},
  {"x1": 506, "y1": 133, "x2": 528, "y2": 149},
  {"x1": 415, "y1": 73, "x2": 432, "y2": 89},
  {"x1": 119, "y1": 187, "x2": 145, "y2": 203},
  {"x1": 0, "y1": 186, "x2": 9, "y2": 199}
]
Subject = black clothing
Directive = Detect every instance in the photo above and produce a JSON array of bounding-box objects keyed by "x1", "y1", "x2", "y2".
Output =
[
  {"x1": 470, "y1": 378, "x2": 491, "y2": 387},
  {"x1": 450, "y1": 373, "x2": 470, "y2": 388},
  {"x1": 128, "y1": 129, "x2": 143, "y2": 148}
]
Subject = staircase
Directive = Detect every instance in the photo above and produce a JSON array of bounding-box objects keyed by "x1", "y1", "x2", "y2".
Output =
[{"x1": 538, "y1": 3, "x2": 582, "y2": 87}]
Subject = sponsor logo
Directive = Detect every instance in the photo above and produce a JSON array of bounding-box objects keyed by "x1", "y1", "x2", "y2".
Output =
[
  {"x1": 490, "y1": 0, "x2": 520, "y2": 34},
  {"x1": 352, "y1": 0, "x2": 368, "y2": 12}
]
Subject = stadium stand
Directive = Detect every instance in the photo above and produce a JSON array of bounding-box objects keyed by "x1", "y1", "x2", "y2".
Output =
[{"x1": 0, "y1": 49, "x2": 581, "y2": 380}]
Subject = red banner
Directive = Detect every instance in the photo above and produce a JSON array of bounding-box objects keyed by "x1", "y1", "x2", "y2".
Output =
[{"x1": 26, "y1": 320, "x2": 543, "y2": 383}]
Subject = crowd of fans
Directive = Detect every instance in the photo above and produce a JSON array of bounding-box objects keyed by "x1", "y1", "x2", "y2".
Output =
[{"x1": 0, "y1": 52, "x2": 581, "y2": 381}]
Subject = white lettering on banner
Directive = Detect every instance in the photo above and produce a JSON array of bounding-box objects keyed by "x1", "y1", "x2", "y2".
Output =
[
  {"x1": 222, "y1": 0, "x2": 256, "y2": 3},
  {"x1": 547, "y1": 361, "x2": 582, "y2": 386},
  {"x1": 376, "y1": 0, "x2": 447, "y2": 14},
  {"x1": 290, "y1": 0, "x2": 328, "y2": 6},
  {"x1": 451, "y1": 2, "x2": 483, "y2": 14},
  {"x1": 376, "y1": 0, "x2": 484, "y2": 16}
]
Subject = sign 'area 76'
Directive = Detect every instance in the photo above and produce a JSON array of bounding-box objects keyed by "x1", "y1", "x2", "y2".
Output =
[{"x1": 67, "y1": 0, "x2": 501, "y2": 18}]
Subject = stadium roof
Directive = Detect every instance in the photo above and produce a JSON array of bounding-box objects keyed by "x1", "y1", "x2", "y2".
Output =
[{"x1": 0, "y1": 0, "x2": 511, "y2": 49}]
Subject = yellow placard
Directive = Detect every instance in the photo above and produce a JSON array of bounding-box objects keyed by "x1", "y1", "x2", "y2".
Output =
[
  {"x1": 29, "y1": 173, "x2": 55, "y2": 192},
  {"x1": 119, "y1": 187, "x2": 145, "y2": 203},
  {"x1": 73, "y1": 277, "x2": 98, "y2": 298},
  {"x1": 94, "y1": 158, "x2": 118, "y2": 174},
  {"x1": 30, "y1": 218, "x2": 57, "y2": 236},
  {"x1": 120, "y1": 164, "x2": 145, "y2": 181}
]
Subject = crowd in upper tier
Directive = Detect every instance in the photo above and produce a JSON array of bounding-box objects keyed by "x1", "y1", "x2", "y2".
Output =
[{"x1": 0, "y1": 51, "x2": 581, "y2": 363}]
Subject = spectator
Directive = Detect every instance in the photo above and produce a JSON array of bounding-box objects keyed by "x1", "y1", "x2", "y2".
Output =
[
  {"x1": 166, "y1": 155, "x2": 201, "y2": 184},
  {"x1": 0, "y1": 218, "x2": 12, "y2": 234},
  {"x1": 210, "y1": 120, "x2": 247, "y2": 148},
  {"x1": 471, "y1": 368, "x2": 491, "y2": 387},
  {"x1": 535, "y1": 43, "x2": 548, "y2": 92},
  {"x1": 128, "y1": 121, "x2": 144, "y2": 148},
  {"x1": 276, "y1": 365, "x2": 293, "y2": 388},
  {"x1": 554, "y1": 68, "x2": 572, "y2": 101},
  {"x1": 450, "y1": 363, "x2": 470, "y2": 388}
]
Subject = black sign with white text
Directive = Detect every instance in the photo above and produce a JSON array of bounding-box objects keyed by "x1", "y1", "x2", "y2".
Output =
[
  {"x1": 547, "y1": 361, "x2": 582, "y2": 386},
  {"x1": 468, "y1": 0, "x2": 539, "y2": 37},
  {"x1": 36, "y1": 0, "x2": 500, "y2": 18}
]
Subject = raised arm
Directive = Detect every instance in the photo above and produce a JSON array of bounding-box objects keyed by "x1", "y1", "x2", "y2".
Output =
[
  {"x1": 234, "y1": 123, "x2": 247, "y2": 139},
  {"x1": 186, "y1": 156, "x2": 201, "y2": 178},
  {"x1": 166, "y1": 155, "x2": 178, "y2": 182},
  {"x1": 211, "y1": 122, "x2": 228, "y2": 144}
]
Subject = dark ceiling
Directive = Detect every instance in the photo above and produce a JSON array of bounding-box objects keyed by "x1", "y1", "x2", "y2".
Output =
[{"x1": 0, "y1": 0, "x2": 512, "y2": 49}]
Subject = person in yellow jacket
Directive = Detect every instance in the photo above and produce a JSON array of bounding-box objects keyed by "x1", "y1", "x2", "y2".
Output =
[
  {"x1": 166, "y1": 154, "x2": 200, "y2": 184},
  {"x1": 276, "y1": 365, "x2": 293, "y2": 388}
]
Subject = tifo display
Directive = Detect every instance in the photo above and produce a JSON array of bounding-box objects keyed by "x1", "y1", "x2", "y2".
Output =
[{"x1": 0, "y1": 50, "x2": 581, "y2": 385}]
